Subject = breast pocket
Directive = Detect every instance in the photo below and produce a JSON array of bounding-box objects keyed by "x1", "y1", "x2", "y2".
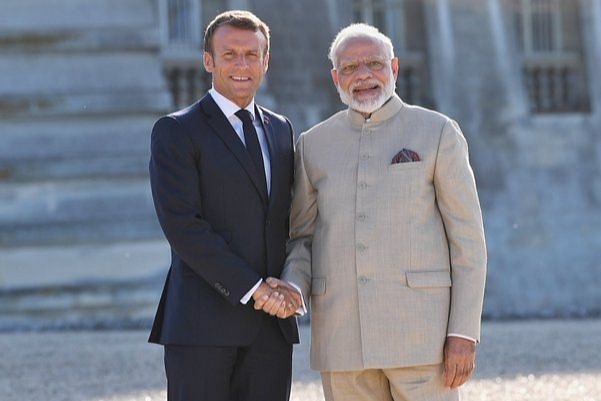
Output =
[{"x1": 385, "y1": 161, "x2": 423, "y2": 200}]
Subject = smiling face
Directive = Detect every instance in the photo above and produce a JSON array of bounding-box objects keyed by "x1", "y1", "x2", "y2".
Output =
[
  {"x1": 331, "y1": 37, "x2": 399, "y2": 117},
  {"x1": 203, "y1": 24, "x2": 269, "y2": 108}
]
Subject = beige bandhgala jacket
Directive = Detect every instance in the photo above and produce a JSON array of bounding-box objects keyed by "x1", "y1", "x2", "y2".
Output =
[{"x1": 282, "y1": 94, "x2": 487, "y2": 372}]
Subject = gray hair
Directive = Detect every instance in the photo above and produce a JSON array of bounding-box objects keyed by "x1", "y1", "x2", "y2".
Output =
[{"x1": 328, "y1": 23, "x2": 394, "y2": 68}]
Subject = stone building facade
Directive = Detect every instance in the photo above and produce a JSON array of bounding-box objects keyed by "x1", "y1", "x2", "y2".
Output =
[{"x1": 0, "y1": 0, "x2": 599, "y2": 326}]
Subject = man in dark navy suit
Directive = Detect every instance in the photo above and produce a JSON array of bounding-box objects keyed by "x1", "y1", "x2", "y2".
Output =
[{"x1": 148, "y1": 10, "x2": 301, "y2": 401}]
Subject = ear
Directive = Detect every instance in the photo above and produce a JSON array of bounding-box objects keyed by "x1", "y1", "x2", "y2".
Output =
[
  {"x1": 263, "y1": 51, "x2": 270, "y2": 73},
  {"x1": 391, "y1": 57, "x2": 399, "y2": 80},
  {"x1": 331, "y1": 68, "x2": 339, "y2": 87},
  {"x1": 203, "y1": 51, "x2": 214, "y2": 73}
]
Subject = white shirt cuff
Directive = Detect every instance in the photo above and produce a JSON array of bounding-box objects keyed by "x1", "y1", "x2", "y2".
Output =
[
  {"x1": 447, "y1": 333, "x2": 477, "y2": 343},
  {"x1": 240, "y1": 279, "x2": 263, "y2": 304}
]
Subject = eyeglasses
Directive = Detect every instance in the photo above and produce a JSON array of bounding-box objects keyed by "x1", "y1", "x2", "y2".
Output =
[{"x1": 337, "y1": 58, "x2": 390, "y2": 75}]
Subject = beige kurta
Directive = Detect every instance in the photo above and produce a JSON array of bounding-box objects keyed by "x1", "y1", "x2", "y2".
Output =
[{"x1": 283, "y1": 94, "x2": 487, "y2": 371}]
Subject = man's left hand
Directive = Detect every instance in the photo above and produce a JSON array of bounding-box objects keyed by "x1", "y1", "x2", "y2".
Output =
[
  {"x1": 253, "y1": 278, "x2": 301, "y2": 319},
  {"x1": 442, "y1": 336, "x2": 476, "y2": 388}
]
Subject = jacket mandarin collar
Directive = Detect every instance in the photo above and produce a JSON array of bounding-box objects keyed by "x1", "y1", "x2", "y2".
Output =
[{"x1": 347, "y1": 93, "x2": 405, "y2": 128}]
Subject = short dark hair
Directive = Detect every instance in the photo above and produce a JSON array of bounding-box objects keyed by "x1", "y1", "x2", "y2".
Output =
[{"x1": 203, "y1": 10, "x2": 270, "y2": 55}]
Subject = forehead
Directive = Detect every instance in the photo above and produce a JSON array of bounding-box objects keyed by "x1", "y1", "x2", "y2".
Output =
[
  {"x1": 212, "y1": 24, "x2": 266, "y2": 50},
  {"x1": 337, "y1": 37, "x2": 386, "y2": 62}
]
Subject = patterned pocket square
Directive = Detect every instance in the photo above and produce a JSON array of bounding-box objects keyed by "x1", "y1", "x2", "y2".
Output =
[{"x1": 391, "y1": 148, "x2": 420, "y2": 164}]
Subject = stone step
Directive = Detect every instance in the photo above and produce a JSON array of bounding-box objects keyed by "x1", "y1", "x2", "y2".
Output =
[
  {"x1": 0, "y1": 116, "x2": 154, "y2": 158},
  {"x1": 0, "y1": 216, "x2": 162, "y2": 247},
  {"x1": 0, "y1": 53, "x2": 172, "y2": 118},
  {"x1": 0, "y1": 280, "x2": 161, "y2": 331},
  {"x1": 0, "y1": 239, "x2": 170, "y2": 290},
  {"x1": 0, "y1": 53, "x2": 168, "y2": 95},
  {"x1": 1, "y1": 0, "x2": 157, "y2": 33},
  {"x1": 0, "y1": 28, "x2": 159, "y2": 54},
  {"x1": 0, "y1": 116, "x2": 156, "y2": 182},
  {"x1": 1, "y1": 154, "x2": 149, "y2": 183},
  {"x1": 0, "y1": 239, "x2": 170, "y2": 330},
  {"x1": 0, "y1": 177, "x2": 161, "y2": 246}
]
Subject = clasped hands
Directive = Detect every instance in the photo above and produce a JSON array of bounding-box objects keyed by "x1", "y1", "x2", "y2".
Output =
[{"x1": 252, "y1": 277, "x2": 301, "y2": 319}]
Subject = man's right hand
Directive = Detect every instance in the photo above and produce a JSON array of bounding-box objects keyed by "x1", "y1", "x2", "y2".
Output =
[{"x1": 252, "y1": 278, "x2": 301, "y2": 319}]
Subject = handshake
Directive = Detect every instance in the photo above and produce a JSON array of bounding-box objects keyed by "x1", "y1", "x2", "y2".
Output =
[{"x1": 252, "y1": 277, "x2": 302, "y2": 319}]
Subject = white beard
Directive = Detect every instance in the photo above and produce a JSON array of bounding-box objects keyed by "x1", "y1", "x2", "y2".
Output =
[{"x1": 337, "y1": 71, "x2": 396, "y2": 114}]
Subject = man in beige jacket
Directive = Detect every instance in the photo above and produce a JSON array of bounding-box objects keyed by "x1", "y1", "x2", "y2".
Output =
[{"x1": 257, "y1": 23, "x2": 486, "y2": 401}]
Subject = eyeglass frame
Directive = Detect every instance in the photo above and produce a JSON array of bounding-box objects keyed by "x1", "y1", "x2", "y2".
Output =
[{"x1": 335, "y1": 56, "x2": 393, "y2": 76}]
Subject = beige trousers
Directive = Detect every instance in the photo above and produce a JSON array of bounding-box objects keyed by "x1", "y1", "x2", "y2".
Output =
[{"x1": 321, "y1": 364, "x2": 459, "y2": 401}]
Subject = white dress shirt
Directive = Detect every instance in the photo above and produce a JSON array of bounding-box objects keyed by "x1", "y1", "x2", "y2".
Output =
[
  {"x1": 208, "y1": 88, "x2": 270, "y2": 305},
  {"x1": 209, "y1": 88, "x2": 271, "y2": 194}
]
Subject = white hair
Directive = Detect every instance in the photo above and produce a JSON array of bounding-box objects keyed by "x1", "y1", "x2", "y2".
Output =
[{"x1": 328, "y1": 23, "x2": 394, "y2": 67}]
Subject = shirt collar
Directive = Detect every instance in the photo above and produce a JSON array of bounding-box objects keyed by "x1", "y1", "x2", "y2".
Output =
[
  {"x1": 347, "y1": 93, "x2": 405, "y2": 128},
  {"x1": 209, "y1": 87, "x2": 256, "y2": 121}
]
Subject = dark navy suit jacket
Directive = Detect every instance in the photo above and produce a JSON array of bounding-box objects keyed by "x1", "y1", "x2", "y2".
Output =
[{"x1": 148, "y1": 93, "x2": 298, "y2": 346}]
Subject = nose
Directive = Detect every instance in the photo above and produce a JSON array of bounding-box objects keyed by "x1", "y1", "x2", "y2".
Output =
[
  {"x1": 355, "y1": 62, "x2": 373, "y2": 78},
  {"x1": 235, "y1": 55, "x2": 249, "y2": 67}
]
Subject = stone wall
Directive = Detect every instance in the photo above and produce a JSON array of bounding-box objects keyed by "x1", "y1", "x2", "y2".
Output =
[
  {"x1": 0, "y1": 0, "x2": 173, "y2": 328},
  {"x1": 258, "y1": 0, "x2": 601, "y2": 318},
  {"x1": 422, "y1": 0, "x2": 601, "y2": 318},
  {"x1": 0, "y1": 0, "x2": 599, "y2": 327}
]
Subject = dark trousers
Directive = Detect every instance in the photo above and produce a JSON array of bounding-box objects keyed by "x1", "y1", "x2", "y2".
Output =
[{"x1": 164, "y1": 317, "x2": 293, "y2": 401}]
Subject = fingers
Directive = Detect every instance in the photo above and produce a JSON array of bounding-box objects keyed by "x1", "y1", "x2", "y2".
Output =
[
  {"x1": 442, "y1": 336, "x2": 476, "y2": 388},
  {"x1": 266, "y1": 277, "x2": 281, "y2": 289},
  {"x1": 262, "y1": 291, "x2": 297, "y2": 318},
  {"x1": 252, "y1": 282, "x2": 283, "y2": 313},
  {"x1": 264, "y1": 293, "x2": 287, "y2": 316},
  {"x1": 267, "y1": 277, "x2": 302, "y2": 309},
  {"x1": 443, "y1": 361, "x2": 474, "y2": 388},
  {"x1": 256, "y1": 278, "x2": 301, "y2": 318}
]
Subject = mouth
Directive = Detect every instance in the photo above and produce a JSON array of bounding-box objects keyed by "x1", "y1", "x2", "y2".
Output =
[
  {"x1": 352, "y1": 82, "x2": 381, "y2": 97},
  {"x1": 231, "y1": 76, "x2": 251, "y2": 82}
]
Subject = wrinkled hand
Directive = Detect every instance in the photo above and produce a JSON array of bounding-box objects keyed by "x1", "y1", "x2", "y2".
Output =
[
  {"x1": 442, "y1": 336, "x2": 476, "y2": 388},
  {"x1": 252, "y1": 277, "x2": 301, "y2": 319}
]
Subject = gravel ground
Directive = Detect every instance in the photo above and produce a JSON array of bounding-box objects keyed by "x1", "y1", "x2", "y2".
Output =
[{"x1": 1, "y1": 319, "x2": 600, "y2": 401}]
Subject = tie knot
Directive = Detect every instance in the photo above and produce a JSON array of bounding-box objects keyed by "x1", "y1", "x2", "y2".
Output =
[{"x1": 235, "y1": 109, "x2": 253, "y2": 125}]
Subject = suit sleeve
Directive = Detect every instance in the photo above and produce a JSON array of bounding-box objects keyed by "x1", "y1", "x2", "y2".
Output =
[
  {"x1": 149, "y1": 116, "x2": 261, "y2": 305},
  {"x1": 433, "y1": 119, "x2": 487, "y2": 341},
  {"x1": 282, "y1": 134, "x2": 316, "y2": 306}
]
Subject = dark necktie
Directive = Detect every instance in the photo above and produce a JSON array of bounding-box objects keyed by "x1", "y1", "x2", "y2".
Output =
[{"x1": 235, "y1": 109, "x2": 267, "y2": 193}]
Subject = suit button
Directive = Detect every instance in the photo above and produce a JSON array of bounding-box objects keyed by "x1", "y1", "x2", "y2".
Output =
[
  {"x1": 358, "y1": 276, "x2": 369, "y2": 284},
  {"x1": 357, "y1": 213, "x2": 366, "y2": 221},
  {"x1": 214, "y1": 282, "x2": 230, "y2": 297},
  {"x1": 356, "y1": 243, "x2": 367, "y2": 251}
]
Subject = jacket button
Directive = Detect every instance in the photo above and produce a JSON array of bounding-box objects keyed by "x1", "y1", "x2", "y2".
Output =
[{"x1": 214, "y1": 282, "x2": 230, "y2": 297}]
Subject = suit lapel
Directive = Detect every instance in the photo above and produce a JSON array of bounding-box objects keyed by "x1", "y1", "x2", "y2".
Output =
[
  {"x1": 199, "y1": 94, "x2": 268, "y2": 206},
  {"x1": 256, "y1": 106, "x2": 276, "y2": 190}
]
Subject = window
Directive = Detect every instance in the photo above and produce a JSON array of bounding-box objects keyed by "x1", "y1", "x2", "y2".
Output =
[
  {"x1": 160, "y1": 0, "x2": 202, "y2": 47},
  {"x1": 159, "y1": 0, "x2": 208, "y2": 108},
  {"x1": 513, "y1": 0, "x2": 590, "y2": 113},
  {"x1": 353, "y1": 0, "x2": 432, "y2": 107}
]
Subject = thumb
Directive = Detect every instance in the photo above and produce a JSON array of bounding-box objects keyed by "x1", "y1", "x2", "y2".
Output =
[{"x1": 265, "y1": 277, "x2": 279, "y2": 288}]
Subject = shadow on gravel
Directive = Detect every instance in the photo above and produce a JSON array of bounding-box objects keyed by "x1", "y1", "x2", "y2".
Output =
[
  {"x1": 473, "y1": 319, "x2": 601, "y2": 379},
  {"x1": 2, "y1": 314, "x2": 600, "y2": 401}
]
